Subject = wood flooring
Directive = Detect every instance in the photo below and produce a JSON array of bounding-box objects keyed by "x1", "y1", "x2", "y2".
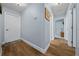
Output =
[
  {"x1": 2, "y1": 40, "x2": 44, "y2": 56},
  {"x1": 2, "y1": 39, "x2": 75, "y2": 56},
  {"x1": 45, "y1": 39, "x2": 75, "y2": 56}
]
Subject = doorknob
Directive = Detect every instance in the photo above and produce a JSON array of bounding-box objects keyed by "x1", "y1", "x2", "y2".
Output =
[{"x1": 6, "y1": 29, "x2": 8, "y2": 31}]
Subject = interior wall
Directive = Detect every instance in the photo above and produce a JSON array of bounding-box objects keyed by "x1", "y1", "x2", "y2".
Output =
[
  {"x1": 64, "y1": 4, "x2": 73, "y2": 46},
  {"x1": 45, "y1": 4, "x2": 54, "y2": 41},
  {"x1": 0, "y1": 14, "x2": 4, "y2": 43},
  {"x1": 0, "y1": 6, "x2": 5, "y2": 43},
  {"x1": 64, "y1": 4, "x2": 77, "y2": 47},
  {"x1": 21, "y1": 4, "x2": 46, "y2": 49},
  {"x1": 0, "y1": 4, "x2": 51, "y2": 53},
  {"x1": 76, "y1": 3, "x2": 79, "y2": 56}
]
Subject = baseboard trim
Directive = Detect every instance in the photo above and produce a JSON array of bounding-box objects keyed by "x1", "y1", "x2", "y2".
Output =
[
  {"x1": 2, "y1": 38, "x2": 49, "y2": 54},
  {"x1": 2, "y1": 42, "x2": 5, "y2": 45},
  {"x1": 2, "y1": 39, "x2": 21, "y2": 45},
  {"x1": 22, "y1": 38, "x2": 48, "y2": 53}
]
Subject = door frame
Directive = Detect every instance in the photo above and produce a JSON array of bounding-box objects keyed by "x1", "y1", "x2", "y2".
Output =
[
  {"x1": 4, "y1": 11, "x2": 21, "y2": 43},
  {"x1": 72, "y1": 4, "x2": 76, "y2": 47}
]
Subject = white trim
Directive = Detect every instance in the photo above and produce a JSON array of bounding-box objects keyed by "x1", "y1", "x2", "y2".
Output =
[
  {"x1": 2, "y1": 38, "x2": 21, "y2": 45},
  {"x1": 55, "y1": 36, "x2": 64, "y2": 39},
  {"x1": 2, "y1": 41, "x2": 6, "y2": 45},
  {"x1": 4, "y1": 12, "x2": 21, "y2": 43},
  {"x1": 54, "y1": 16, "x2": 65, "y2": 21},
  {"x1": 73, "y1": 6, "x2": 76, "y2": 47},
  {"x1": 22, "y1": 38, "x2": 48, "y2": 53},
  {"x1": 3, "y1": 7, "x2": 21, "y2": 44},
  {"x1": 68, "y1": 40, "x2": 72, "y2": 47}
]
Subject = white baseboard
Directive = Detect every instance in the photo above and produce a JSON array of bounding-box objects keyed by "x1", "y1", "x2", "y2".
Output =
[
  {"x1": 2, "y1": 38, "x2": 21, "y2": 45},
  {"x1": 55, "y1": 36, "x2": 64, "y2": 39},
  {"x1": 2, "y1": 38, "x2": 49, "y2": 54},
  {"x1": 68, "y1": 41, "x2": 72, "y2": 47},
  {"x1": 2, "y1": 42, "x2": 5, "y2": 45},
  {"x1": 22, "y1": 38, "x2": 48, "y2": 53}
]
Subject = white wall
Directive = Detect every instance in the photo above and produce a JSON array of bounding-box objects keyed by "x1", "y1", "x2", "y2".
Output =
[{"x1": 21, "y1": 4, "x2": 53, "y2": 53}]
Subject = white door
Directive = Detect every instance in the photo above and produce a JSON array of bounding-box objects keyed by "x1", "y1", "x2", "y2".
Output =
[{"x1": 4, "y1": 12, "x2": 20, "y2": 43}]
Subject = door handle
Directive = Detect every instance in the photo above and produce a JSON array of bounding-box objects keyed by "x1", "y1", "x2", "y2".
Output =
[{"x1": 6, "y1": 29, "x2": 8, "y2": 31}]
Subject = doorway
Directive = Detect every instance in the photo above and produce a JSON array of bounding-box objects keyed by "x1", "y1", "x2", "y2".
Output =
[
  {"x1": 67, "y1": 5, "x2": 76, "y2": 47},
  {"x1": 55, "y1": 19, "x2": 64, "y2": 39},
  {"x1": 4, "y1": 11, "x2": 21, "y2": 43},
  {"x1": 44, "y1": 3, "x2": 75, "y2": 56}
]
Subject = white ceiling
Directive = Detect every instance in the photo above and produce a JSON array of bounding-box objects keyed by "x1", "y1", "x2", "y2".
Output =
[
  {"x1": 2, "y1": 3, "x2": 69, "y2": 18},
  {"x1": 2, "y1": 3, "x2": 28, "y2": 13},
  {"x1": 46, "y1": 3, "x2": 69, "y2": 18}
]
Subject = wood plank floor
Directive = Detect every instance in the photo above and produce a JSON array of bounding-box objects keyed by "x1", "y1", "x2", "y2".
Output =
[
  {"x1": 2, "y1": 40, "x2": 44, "y2": 56},
  {"x1": 45, "y1": 39, "x2": 75, "y2": 56},
  {"x1": 2, "y1": 39, "x2": 75, "y2": 56}
]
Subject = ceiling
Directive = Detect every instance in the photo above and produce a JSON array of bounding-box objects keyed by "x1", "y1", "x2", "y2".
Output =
[
  {"x1": 2, "y1": 3, "x2": 69, "y2": 18},
  {"x1": 2, "y1": 3, "x2": 28, "y2": 13},
  {"x1": 46, "y1": 3, "x2": 69, "y2": 18}
]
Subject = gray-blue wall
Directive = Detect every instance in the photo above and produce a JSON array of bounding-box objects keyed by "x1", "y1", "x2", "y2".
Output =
[
  {"x1": 76, "y1": 3, "x2": 79, "y2": 55},
  {"x1": 21, "y1": 4, "x2": 48, "y2": 49},
  {"x1": 0, "y1": 14, "x2": 4, "y2": 43}
]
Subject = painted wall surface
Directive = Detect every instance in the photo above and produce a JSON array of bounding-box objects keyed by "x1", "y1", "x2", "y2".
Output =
[
  {"x1": 44, "y1": 19, "x2": 50, "y2": 49},
  {"x1": 45, "y1": 4, "x2": 54, "y2": 41},
  {"x1": 0, "y1": 14, "x2": 4, "y2": 43},
  {"x1": 76, "y1": 4, "x2": 79, "y2": 55},
  {"x1": 21, "y1": 4, "x2": 46, "y2": 49},
  {"x1": 64, "y1": 5, "x2": 73, "y2": 46},
  {"x1": 64, "y1": 4, "x2": 76, "y2": 47},
  {"x1": 0, "y1": 6, "x2": 5, "y2": 43}
]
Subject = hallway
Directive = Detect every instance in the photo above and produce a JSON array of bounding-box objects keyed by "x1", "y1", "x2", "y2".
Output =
[{"x1": 0, "y1": 3, "x2": 77, "y2": 56}]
